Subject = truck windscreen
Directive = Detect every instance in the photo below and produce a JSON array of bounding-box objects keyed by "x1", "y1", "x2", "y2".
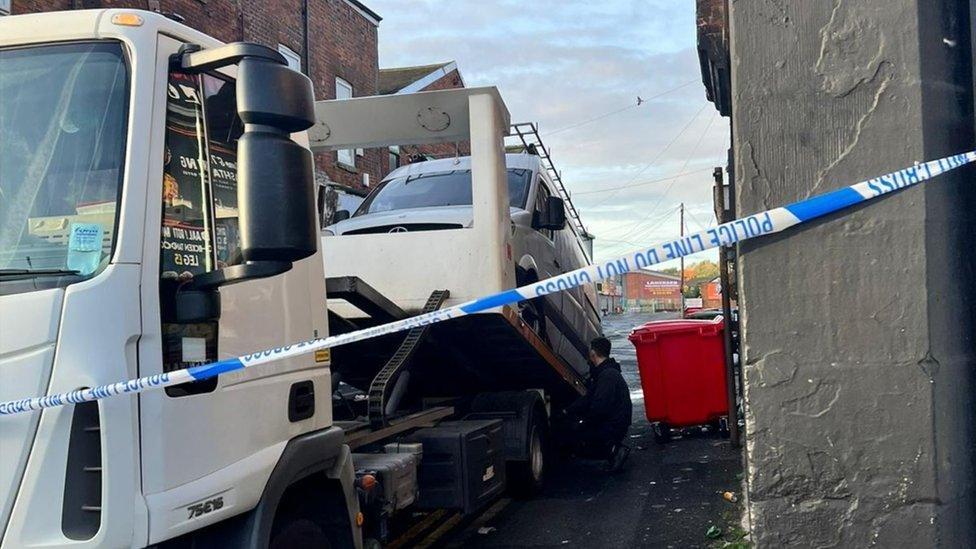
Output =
[
  {"x1": 354, "y1": 168, "x2": 532, "y2": 216},
  {"x1": 0, "y1": 42, "x2": 129, "y2": 290}
]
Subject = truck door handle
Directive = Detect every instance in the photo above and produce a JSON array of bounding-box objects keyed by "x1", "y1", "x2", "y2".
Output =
[{"x1": 288, "y1": 381, "x2": 315, "y2": 422}]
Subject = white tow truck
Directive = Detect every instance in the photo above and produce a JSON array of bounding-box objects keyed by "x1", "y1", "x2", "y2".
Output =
[{"x1": 0, "y1": 9, "x2": 595, "y2": 548}]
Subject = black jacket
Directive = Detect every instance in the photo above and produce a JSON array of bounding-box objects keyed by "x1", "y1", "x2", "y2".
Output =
[{"x1": 566, "y1": 358, "x2": 633, "y2": 441}]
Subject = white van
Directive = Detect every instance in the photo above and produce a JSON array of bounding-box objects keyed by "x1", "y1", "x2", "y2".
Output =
[{"x1": 323, "y1": 152, "x2": 601, "y2": 376}]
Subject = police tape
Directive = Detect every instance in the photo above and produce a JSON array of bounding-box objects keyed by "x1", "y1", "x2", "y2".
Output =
[{"x1": 1, "y1": 150, "x2": 974, "y2": 416}]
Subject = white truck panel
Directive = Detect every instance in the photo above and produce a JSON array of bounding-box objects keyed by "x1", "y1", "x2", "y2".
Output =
[
  {"x1": 0, "y1": 290, "x2": 62, "y2": 540},
  {"x1": 3, "y1": 265, "x2": 144, "y2": 549}
]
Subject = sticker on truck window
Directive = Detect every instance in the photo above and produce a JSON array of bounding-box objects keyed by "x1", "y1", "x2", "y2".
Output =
[{"x1": 66, "y1": 223, "x2": 104, "y2": 275}]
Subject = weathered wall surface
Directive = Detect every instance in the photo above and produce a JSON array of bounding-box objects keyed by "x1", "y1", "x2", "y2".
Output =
[{"x1": 730, "y1": 1, "x2": 975, "y2": 546}]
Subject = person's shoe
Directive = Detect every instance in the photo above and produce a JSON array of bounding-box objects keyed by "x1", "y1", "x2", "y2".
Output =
[{"x1": 606, "y1": 444, "x2": 631, "y2": 473}]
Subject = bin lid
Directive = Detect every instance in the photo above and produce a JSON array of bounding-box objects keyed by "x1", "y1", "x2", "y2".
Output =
[{"x1": 628, "y1": 317, "x2": 724, "y2": 341}]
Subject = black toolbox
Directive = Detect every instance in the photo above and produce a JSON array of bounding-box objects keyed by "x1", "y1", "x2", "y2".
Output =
[{"x1": 406, "y1": 419, "x2": 506, "y2": 514}]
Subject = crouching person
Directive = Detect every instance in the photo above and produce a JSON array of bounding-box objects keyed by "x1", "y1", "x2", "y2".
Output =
[{"x1": 559, "y1": 336, "x2": 633, "y2": 472}]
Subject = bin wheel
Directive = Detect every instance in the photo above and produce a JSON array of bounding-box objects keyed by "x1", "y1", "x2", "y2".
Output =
[
  {"x1": 652, "y1": 422, "x2": 671, "y2": 444},
  {"x1": 509, "y1": 414, "x2": 547, "y2": 497},
  {"x1": 717, "y1": 416, "x2": 731, "y2": 438}
]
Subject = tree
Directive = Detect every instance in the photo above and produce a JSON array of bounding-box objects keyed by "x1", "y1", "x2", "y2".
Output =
[{"x1": 690, "y1": 260, "x2": 720, "y2": 282}]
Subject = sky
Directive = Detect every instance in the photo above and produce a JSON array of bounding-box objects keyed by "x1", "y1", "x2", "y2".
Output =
[{"x1": 367, "y1": 0, "x2": 729, "y2": 267}]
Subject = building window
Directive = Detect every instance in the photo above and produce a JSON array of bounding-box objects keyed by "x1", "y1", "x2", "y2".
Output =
[
  {"x1": 277, "y1": 44, "x2": 302, "y2": 72},
  {"x1": 389, "y1": 145, "x2": 401, "y2": 170},
  {"x1": 335, "y1": 77, "x2": 355, "y2": 167},
  {"x1": 0, "y1": 0, "x2": 10, "y2": 15}
]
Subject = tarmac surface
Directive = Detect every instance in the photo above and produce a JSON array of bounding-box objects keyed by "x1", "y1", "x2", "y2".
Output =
[{"x1": 440, "y1": 311, "x2": 746, "y2": 549}]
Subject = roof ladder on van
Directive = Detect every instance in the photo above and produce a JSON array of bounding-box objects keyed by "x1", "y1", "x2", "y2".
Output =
[
  {"x1": 509, "y1": 122, "x2": 590, "y2": 241},
  {"x1": 367, "y1": 289, "x2": 450, "y2": 429}
]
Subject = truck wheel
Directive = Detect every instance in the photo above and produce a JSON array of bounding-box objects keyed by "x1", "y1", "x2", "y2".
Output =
[
  {"x1": 508, "y1": 415, "x2": 547, "y2": 497},
  {"x1": 270, "y1": 518, "x2": 332, "y2": 549},
  {"x1": 269, "y1": 479, "x2": 354, "y2": 549}
]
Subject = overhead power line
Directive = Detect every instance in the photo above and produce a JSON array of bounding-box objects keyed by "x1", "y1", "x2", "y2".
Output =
[
  {"x1": 684, "y1": 208, "x2": 715, "y2": 232},
  {"x1": 585, "y1": 103, "x2": 709, "y2": 210},
  {"x1": 621, "y1": 112, "x2": 718, "y2": 238},
  {"x1": 545, "y1": 80, "x2": 698, "y2": 137},
  {"x1": 572, "y1": 166, "x2": 715, "y2": 196},
  {"x1": 620, "y1": 113, "x2": 718, "y2": 243}
]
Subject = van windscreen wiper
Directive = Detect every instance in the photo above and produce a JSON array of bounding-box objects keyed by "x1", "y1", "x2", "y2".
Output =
[{"x1": 0, "y1": 268, "x2": 81, "y2": 279}]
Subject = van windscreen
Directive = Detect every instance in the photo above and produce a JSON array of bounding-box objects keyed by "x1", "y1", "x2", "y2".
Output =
[{"x1": 355, "y1": 168, "x2": 532, "y2": 216}]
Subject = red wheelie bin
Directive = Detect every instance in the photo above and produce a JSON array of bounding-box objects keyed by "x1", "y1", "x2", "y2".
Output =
[{"x1": 628, "y1": 317, "x2": 728, "y2": 443}]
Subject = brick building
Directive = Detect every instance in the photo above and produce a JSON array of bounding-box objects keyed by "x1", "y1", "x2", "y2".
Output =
[
  {"x1": 3, "y1": 0, "x2": 412, "y2": 223},
  {"x1": 620, "y1": 270, "x2": 682, "y2": 312},
  {"x1": 701, "y1": 277, "x2": 721, "y2": 308},
  {"x1": 596, "y1": 277, "x2": 622, "y2": 315},
  {"x1": 377, "y1": 61, "x2": 469, "y2": 170}
]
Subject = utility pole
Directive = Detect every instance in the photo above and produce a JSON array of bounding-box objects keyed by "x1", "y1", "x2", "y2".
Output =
[{"x1": 679, "y1": 202, "x2": 685, "y2": 314}]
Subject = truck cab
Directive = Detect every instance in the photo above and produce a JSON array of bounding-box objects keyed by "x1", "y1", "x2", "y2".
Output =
[{"x1": 0, "y1": 10, "x2": 357, "y2": 548}]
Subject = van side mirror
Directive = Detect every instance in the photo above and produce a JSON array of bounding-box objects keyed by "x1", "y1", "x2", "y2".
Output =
[
  {"x1": 333, "y1": 209, "x2": 351, "y2": 222},
  {"x1": 534, "y1": 196, "x2": 567, "y2": 231},
  {"x1": 169, "y1": 43, "x2": 316, "y2": 320}
]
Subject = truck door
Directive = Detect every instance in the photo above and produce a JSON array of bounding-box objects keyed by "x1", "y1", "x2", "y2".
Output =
[{"x1": 137, "y1": 36, "x2": 328, "y2": 543}]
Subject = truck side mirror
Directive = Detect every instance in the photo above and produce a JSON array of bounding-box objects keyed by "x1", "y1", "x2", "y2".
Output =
[
  {"x1": 333, "y1": 209, "x2": 351, "y2": 222},
  {"x1": 534, "y1": 196, "x2": 567, "y2": 231},
  {"x1": 236, "y1": 56, "x2": 317, "y2": 266},
  {"x1": 169, "y1": 43, "x2": 316, "y2": 321}
]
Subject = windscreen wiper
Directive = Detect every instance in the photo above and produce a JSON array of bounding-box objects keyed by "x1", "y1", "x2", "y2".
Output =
[{"x1": 0, "y1": 268, "x2": 81, "y2": 279}]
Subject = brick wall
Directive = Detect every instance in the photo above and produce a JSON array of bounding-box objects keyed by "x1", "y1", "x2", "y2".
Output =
[
  {"x1": 307, "y1": 0, "x2": 383, "y2": 191},
  {"x1": 9, "y1": 0, "x2": 384, "y2": 193},
  {"x1": 622, "y1": 272, "x2": 681, "y2": 311},
  {"x1": 397, "y1": 69, "x2": 470, "y2": 167}
]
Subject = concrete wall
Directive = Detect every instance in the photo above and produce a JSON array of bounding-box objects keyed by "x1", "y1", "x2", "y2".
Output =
[{"x1": 729, "y1": 1, "x2": 976, "y2": 546}]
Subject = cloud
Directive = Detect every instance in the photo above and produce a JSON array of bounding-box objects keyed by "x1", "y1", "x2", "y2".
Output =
[{"x1": 367, "y1": 0, "x2": 730, "y2": 265}]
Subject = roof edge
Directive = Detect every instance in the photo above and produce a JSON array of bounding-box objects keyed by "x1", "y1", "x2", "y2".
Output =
[
  {"x1": 343, "y1": 0, "x2": 381, "y2": 25},
  {"x1": 396, "y1": 61, "x2": 459, "y2": 94}
]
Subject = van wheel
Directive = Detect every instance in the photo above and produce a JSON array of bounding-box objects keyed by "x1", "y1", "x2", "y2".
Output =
[
  {"x1": 516, "y1": 272, "x2": 549, "y2": 343},
  {"x1": 519, "y1": 299, "x2": 548, "y2": 340},
  {"x1": 508, "y1": 413, "x2": 547, "y2": 497}
]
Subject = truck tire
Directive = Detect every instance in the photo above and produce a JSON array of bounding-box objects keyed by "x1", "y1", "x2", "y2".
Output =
[
  {"x1": 270, "y1": 518, "x2": 332, "y2": 549},
  {"x1": 508, "y1": 411, "x2": 547, "y2": 497},
  {"x1": 269, "y1": 476, "x2": 355, "y2": 549}
]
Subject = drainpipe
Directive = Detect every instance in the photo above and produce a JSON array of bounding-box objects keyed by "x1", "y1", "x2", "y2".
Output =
[{"x1": 303, "y1": 0, "x2": 312, "y2": 82}]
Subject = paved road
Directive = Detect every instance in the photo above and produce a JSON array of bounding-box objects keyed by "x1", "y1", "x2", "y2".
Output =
[{"x1": 441, "y1": 312, "x2": 745, "y2": 549}]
